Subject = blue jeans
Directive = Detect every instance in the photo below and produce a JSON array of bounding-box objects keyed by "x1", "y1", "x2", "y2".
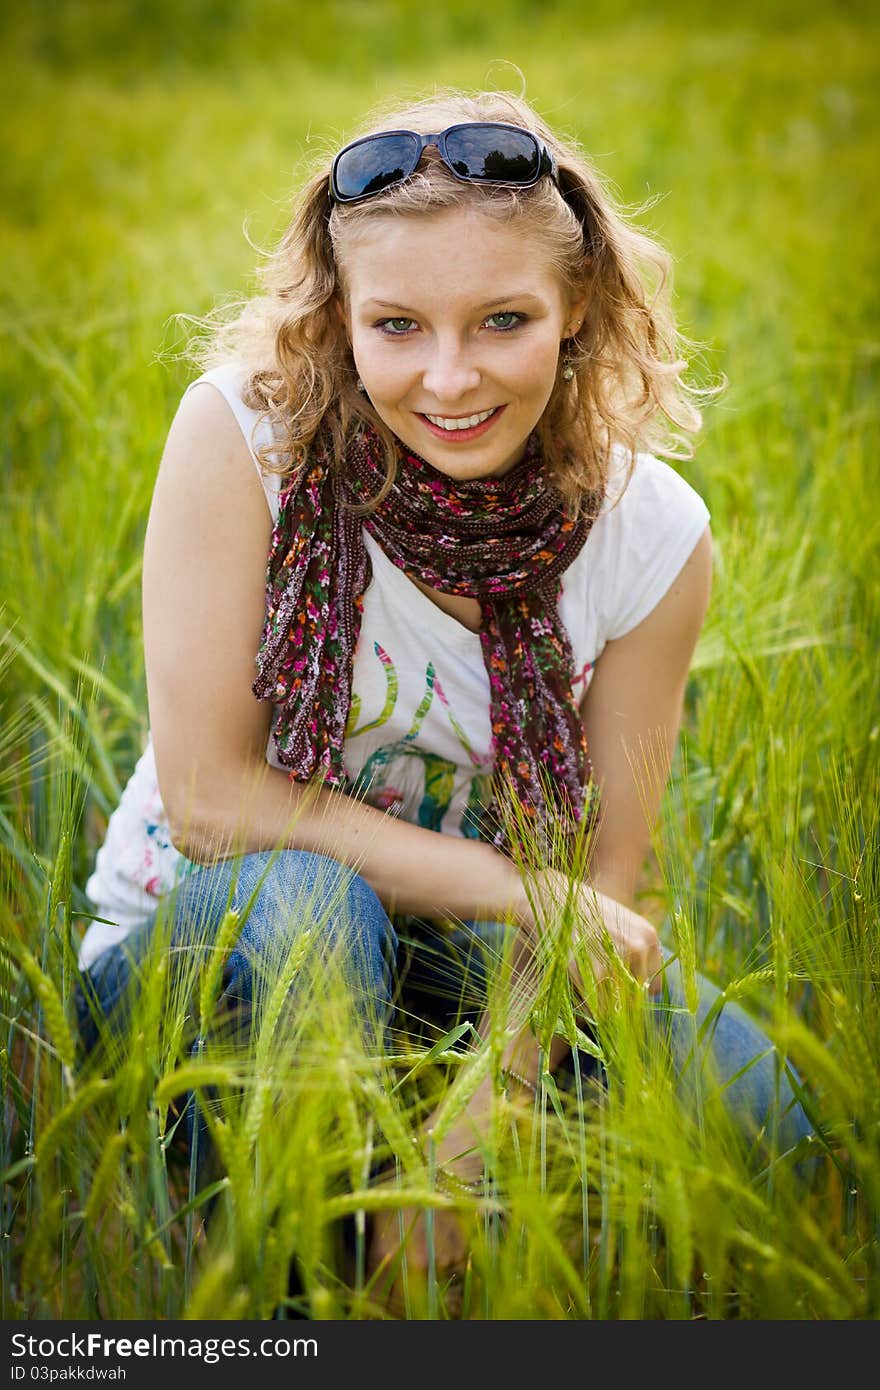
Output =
[{"x1": 75, "y1": 849, "x2": 813, "y2": 1163}]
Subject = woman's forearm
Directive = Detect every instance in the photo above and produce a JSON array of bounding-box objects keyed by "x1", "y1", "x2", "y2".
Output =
[{"x1": 167, "y1": 754, "x2": 531, "y2": 927}]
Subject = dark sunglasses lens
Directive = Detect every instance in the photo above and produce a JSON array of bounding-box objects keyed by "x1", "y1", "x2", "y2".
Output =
[
  {"x1": 444, "y1": 126, "x2": 540, "y2": 182},
  {"x1": 333, "y1": 133, "x2": 421, "y2": 199}
]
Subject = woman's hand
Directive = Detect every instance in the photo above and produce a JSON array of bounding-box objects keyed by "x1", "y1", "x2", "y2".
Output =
[
  {"x1": 366, "y1": 1102, "x2": 492, "y2": 1319},
  {"x1": 520, "y1": 870, "x2": 663, "y2": 997},
  {"x1": 366, "y1": 1198, "x2": 472, "y2": 1318}
]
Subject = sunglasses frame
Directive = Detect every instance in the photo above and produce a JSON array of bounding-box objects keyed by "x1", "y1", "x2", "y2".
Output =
[{"x1": 329, "y1": 122, "x2": 559, "y2": 204}]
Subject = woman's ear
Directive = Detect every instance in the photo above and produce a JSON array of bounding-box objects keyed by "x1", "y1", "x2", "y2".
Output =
[
  {"x1": 565, "y1": 291, "x2": 589, "y2": 338},
  {"x1": 333, "y1": 294, "x2": 349, "y2": 335}
]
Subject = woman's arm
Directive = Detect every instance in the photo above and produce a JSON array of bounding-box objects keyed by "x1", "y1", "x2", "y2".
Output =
[
  {"x1": 143, "y1": 383, "x2": 527, "y2": 923},
  {"x1": 581, "y1": 523, "x2": 714, "y2": 907}
]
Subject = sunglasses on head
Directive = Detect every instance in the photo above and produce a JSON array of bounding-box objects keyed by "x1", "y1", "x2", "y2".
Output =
[{"x1": 329, "y1": 121, "x2": 559, "y2": 204}]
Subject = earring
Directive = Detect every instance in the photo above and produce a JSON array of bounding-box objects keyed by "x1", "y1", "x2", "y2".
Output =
[
  {"x1": 561, "y1": 355, "x2": 575, "y2": 382},
  {"x1": 356, "y1": 378, "x2": 367, "y2": 394}
]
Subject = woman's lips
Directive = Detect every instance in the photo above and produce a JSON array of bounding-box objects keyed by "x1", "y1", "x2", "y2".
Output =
[{"x1": 417, "y1": 405, "x2": 505, "y2": 442}]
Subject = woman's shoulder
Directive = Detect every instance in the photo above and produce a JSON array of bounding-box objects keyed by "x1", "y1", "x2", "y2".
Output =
[
  {"x1": 178, "y1": 361, "x2": 283, "y2": 522},
  {"x1": 599, "y1": 444, "x2": 709, "y2": 526},
  {"x1": 180, "y1": 360, "x2": 259, "y2": 444},
  {"x1": 573, "y1": 446, "x2": 711, "y2": 645}
]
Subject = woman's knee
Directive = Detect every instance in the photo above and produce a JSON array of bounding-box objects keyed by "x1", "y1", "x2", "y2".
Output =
[
  {"x1": 167, "y1": 850, "x2": 390, "y2": 944},
  {"x1": 189, "y1": 850, "x2": 397, "y2": 1008},
  {"x1": 656, "y1": 956, "x2": 813, "y2": 1157}
]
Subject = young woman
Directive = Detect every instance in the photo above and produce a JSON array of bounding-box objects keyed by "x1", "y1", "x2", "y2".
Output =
[{"x1": 76, "y1": 89, "x2": 811, "y2": 1309}]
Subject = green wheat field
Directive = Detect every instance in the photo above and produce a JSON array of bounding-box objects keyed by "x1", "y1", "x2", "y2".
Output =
[{"x1": 1, "y1": 0, "x2": 878, "y2": 1320}]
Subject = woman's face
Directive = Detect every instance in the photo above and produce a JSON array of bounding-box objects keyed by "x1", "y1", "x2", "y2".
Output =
[{"x1": 340, "y1": 207, "x2": 584, "y2": 482}]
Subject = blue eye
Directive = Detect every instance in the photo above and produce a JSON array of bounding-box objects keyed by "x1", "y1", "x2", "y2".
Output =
[
  {"x1": 378, "y1": 317, "x2": 416, "y2": 335},
  {"x1": 485, "y1": 312, "x2": 523, "y2": 331}
]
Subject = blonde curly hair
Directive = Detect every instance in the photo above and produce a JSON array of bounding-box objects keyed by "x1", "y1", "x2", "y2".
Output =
[{"x1": 193, "y1": 87, "x2": 708, "y2": 513}]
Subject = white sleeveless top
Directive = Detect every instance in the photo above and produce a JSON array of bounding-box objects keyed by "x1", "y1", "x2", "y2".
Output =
[{"x1": 80, "y1": 364, "x2": 710, "y2": 968}]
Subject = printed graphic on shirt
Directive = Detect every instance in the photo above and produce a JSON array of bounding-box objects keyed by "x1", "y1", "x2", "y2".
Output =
[{"x1": 345, "y1": 641, "x2": 494, "y2": 837}]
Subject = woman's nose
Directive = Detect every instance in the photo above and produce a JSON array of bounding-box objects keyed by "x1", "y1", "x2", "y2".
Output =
[{"x1": 421, "y1": 340, "x2": 481, "y2": 401}]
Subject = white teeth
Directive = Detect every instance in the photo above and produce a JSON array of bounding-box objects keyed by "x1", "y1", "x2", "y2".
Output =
[{"x1": 424, "y1": 408, "x2": 497, "y2": 431}]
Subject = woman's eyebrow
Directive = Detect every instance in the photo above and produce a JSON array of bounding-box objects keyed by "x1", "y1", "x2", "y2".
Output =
[
  {"x1": 478, "y1": 293, "x2": 543, "y2": 308},
  {"x1": 363, "y1": 292, "x2": 544, "y2": 311},
  {"x1": 363, "y1": 301, "x2": 417, "y2": 312}
]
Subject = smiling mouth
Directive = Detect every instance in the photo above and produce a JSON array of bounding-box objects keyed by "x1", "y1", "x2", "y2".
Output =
[{"x1": 419, "y1": 407, "x2": 502, "y2": 432}]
